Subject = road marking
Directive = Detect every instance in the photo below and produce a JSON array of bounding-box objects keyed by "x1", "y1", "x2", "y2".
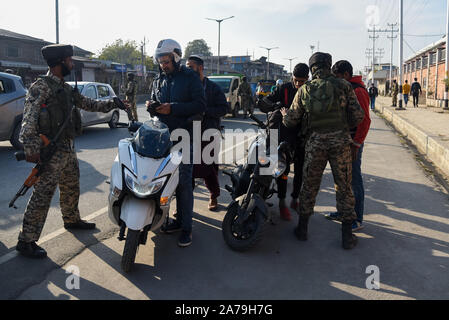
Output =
[
  {"x1": 0, "y1": 206, "x2": 108, "y2": 266},
  {"x1": 193, "y1": 218, "x2": 222, "y2": 231}
]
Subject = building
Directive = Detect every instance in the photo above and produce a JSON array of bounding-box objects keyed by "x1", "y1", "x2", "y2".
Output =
[
  {"x1": 365, "y1": 63, "x2": 398, "y2": 94},
  {"x1": 395, "y1": 36, "x2": 446, "y2": 107}
]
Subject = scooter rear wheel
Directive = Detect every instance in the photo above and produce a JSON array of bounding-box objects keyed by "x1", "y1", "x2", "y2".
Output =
[
  {"x1": 222, "y1": 202, "x2": 267, "y2": 252},
  {"x1": 121, "y1": 229, "x2": 140, "y2": 273}
]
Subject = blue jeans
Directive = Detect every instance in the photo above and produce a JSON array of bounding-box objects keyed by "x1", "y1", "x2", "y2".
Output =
[
  {"x1": 352, "y1": 144, "x2": 365, "y2": 223},
  {"x1": 403, "y1": 94, "x2": 409, "y2": 106},
  {"x1": 370, "y1": 97, "x2": 376, "y2": 110},
  {"x1": 176, "y1": 146, "x2": 194, "y2": 233}
]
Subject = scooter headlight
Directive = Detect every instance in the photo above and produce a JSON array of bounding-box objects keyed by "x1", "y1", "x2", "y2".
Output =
[
  {"x1": 124, "y1": 168, "x2": 167, "y2": 198},
  {"x1": 273, "y1": 160, "x2": 287, "y2": 178},
  {"x1": 258, "y1": 156, "x2": 270, "y2": 167}
]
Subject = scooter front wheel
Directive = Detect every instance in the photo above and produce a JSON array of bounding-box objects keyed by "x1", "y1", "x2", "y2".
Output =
[
  {"x1": 121, "y1": 229, "x2": 140, "y2": 273},
  {"x1": 222, "y1": 202, "x2": 267, "y2": 252}
]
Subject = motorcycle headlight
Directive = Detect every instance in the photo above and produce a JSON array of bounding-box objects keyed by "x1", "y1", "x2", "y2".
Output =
[
  {"x1": 258, "y1": 156, "x2": 270, "y2": 167},
  {"x1": 273, "y1": 160, "x2": 287, "y2": 178},
  {"x1": 124, "y1": 168, "x2": 167, "y2": 198}
]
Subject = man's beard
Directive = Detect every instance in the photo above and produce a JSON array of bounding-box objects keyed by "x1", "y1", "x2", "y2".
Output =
[{"x1": 61, "y1": 63, "x2": 71, "y2": 77}]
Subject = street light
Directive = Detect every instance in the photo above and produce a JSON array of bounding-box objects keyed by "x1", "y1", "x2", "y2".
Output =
[
  {"x1": 260, "y1": 46, "x2": 279, "y2": 80},
  {"x1": 284, "y1": 57, "x2": 298, "y2": 74},
  {"x1": 55, "y1": 0, "x2": 59, "y2": 44},
  {"x1": 310, "y1": 45, "x2": 315, "y2": 55},
  {"x1": 206, "y1": 16, "x2": 235, "y2": 75}
]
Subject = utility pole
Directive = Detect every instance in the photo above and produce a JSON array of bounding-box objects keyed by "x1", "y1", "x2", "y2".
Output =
[
  {"x1": 55, "y1": 0, "x2": 59, "y2": 44},
  {"x1": 141, "y1": 37, "x2": 147, "y2": 80},
  {"x1": 444, "y1": 0, "x2": 449, "y2": 110},
  {"x1": 206, "y1": 16, "x2": 235, "y2": 75},
  {"x1": 368, "y1": 26, "x2": 380, "y2": 86},
  {"x1": 284, "y1": 57, "x2": 298, "y2": 74},
  {"x1": 260, "y1": 46, "x2": 279, "y2": 80},
  {"x1": 397, "y1": 0, "x2": 405, "y2": 110},
  {"x1": 387, "y1": 23, "x2": 399, "y2": 95}
]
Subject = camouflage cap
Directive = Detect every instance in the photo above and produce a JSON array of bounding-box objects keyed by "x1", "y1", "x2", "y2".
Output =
[
  {"x1": 41, "y1": 44, "x2": 73, "y2": 67},
  {"x1": 309, "y1": 52, "x2": 332, "y2": 69}
]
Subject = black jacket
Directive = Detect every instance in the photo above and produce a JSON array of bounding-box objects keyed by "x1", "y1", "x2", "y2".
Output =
[
  {"x1": 150, "y1": 65, "x2": 206, "y2": 134},
  {"x1": 264, "y1": 82, "x2": 300, "y2": 144},
  {"x1": 368, "y1": 87, "x2": 378, "y2": 98},
  {"x1": 202, "y1": 78, "x2": 228, "y2": 131},
  {"x1": 411, "y1": 82, "x2": 422, "y2": 95}
]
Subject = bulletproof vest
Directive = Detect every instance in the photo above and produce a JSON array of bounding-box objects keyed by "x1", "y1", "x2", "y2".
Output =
[
  {"x1": 38, "y1": 76, "x2": 82, "y2": 142},
  {"x1": 301, "y1": 76, "x2": 348, "y2": 133}
]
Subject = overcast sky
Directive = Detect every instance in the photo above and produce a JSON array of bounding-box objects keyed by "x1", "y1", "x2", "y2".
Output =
[{"x1": 1, "y1": 0, "x2": 446, "y2": 75}]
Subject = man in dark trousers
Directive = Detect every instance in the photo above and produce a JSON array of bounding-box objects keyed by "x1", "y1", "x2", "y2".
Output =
[
  {"x1": 148, "y1": 39, "x2": 206, "y2": 247},
  {"x1": 187, "y1": 55, "x2": 228, "y2": 211},
  {"x1": 259, "y1": 63, "x2": 310, "y2": 221},
  {"x1": 411, "y1": 78, "x2": 422, "y2": 108},
  {"x1": 368, "y1": 83, "x2": 379, "y2": 111}
]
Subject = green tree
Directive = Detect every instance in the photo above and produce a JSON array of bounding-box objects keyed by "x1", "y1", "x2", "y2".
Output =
[
  {"x1": 184, "y1": 39, "x2": 212, "y2": 58},
  {"x1": 98, "y1": 39, "x2": 156, "y2": 71}
]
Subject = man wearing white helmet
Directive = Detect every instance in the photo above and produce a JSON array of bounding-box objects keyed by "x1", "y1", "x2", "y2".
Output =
[{"x1": 147, "y1": 39, "x2": 206, "y2": 247}]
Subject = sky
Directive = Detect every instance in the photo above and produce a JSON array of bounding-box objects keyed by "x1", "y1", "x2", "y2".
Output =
[{"x1": 1, "y1": 0, "x2": 446, "y2": 75}]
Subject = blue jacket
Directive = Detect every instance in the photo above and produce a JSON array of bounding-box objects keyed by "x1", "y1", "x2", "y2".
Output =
[
  {"x1": 150, "y1": 65, "x2": 206, "y2": 134},
  {"x1": 203, "y1": 77, "x2": 228, "y2": 131}
]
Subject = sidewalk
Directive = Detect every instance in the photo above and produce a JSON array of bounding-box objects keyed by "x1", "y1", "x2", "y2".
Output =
[{"x1": 375, "y1": 96, "x2": 449, "y2": 178}]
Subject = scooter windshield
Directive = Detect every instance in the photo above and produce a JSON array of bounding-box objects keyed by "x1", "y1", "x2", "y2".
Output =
[{"x1": 133, "y1": 120, "x2": 172, "y2": 159}]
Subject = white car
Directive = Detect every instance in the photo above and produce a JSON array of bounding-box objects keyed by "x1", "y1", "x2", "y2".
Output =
[{"x1": 67, "y1": 81, "x2": 120, "y2": 130}]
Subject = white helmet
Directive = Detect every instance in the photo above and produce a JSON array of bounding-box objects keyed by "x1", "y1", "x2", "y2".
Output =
[
  {"x1": 154, "y1": 39, "x2": 182, "y2": 64},
  {"x1": 276, "y1": 79, "x2": 283, "y2": 86}
]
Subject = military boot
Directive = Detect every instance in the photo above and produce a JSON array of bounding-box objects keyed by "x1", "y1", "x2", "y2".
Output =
[
  {"x1": 16, "y1": 241, "x2": 47, "y2": 259},
  {"x1": 294, "y1": 216, "x2": 309, "y2": 241},
  {"x1": 64, "y1": 219, "x2": 96, "y2": 230},
  {"x1": 342, "y1": 221, "x2": 358, "y2": 250}
]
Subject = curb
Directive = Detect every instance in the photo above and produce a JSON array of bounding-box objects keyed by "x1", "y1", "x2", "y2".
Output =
[{"x1": 374, "y1": 101, "x2": 449, "y2": 178}]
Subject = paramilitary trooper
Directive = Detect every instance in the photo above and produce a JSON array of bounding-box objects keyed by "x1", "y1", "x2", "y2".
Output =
[
  {"x1": 126, "y1": 73, "x2": 138, "y2": 121},
  {"x1": 237, "y1": 76, "x2": 253, "y2": 118},
  {"x1": 282, "y1": 52, "x2": 365, "y2": 250},
  {"x1": 16, "y1": 44, "x2": 129, "y2": 259}
]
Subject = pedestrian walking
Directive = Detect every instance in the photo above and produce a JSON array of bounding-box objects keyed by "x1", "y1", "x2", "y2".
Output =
[
  {"x1": 391, "y1": 80, "x2": 398, "y2": 107},
  {"x1": 187, "y1": 55, "x2": 228, "y2": 212},
  {"x1": 326, "y1": 60, "x2": 372, "y2": 232},
  {"x1": 368, "y1": 83, "x2": 379, "y2": 111},
  {"x1": 282, "y1": 52, "x2": 365, "y2": 250},
  {"x1": 411, "y1": 78, "x2": 422, "y2": 108},
  {"x1": 16, "y1": 44, "x2": 129, "y2": 259},
  {"x1": 403, "y1": 80, "x2": 411, "y2": 107}
]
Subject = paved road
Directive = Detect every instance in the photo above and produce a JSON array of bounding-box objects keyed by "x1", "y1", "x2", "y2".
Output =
[{"x1": 1, "y1": 107, "x2": 448, "y2": 300}]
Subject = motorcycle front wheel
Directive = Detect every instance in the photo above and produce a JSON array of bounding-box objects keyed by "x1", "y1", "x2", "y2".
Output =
[
  {"x1": 121, "y1": 229, "x2": 140, "y2": 273},
  {"x1": 222, "y1": 202, "x2": 267, "y2": 252}
]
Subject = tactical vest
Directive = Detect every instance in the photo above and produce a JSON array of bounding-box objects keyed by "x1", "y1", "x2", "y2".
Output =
[
  {"x1": 38, "y1": 76, "x2": 82, "y2": 142},
  {"x1": 301, "y1": 76, "x2": 349, "y2": 133}
]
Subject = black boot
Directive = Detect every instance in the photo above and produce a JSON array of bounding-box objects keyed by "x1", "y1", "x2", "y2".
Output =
[
  {"x1": 294, "y1": 216, "x2": 309, "y2": 241},
  {"x1": 64, "y1": 219, "x2": 96, "y2": 230},
  {"x1": 16, "y1": 241, "x2": 47, "y2": 259},
  {"x1": 342, "y1": 221, "x2": 358, "y2": 250}
]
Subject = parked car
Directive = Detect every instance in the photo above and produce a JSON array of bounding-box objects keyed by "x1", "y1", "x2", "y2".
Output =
[
  {"x1": 208, "y1": 76, "x2": 241, "y2": 117},
  {"x1": 67, "y1": 81, "x2": 120, "y2": 130},
  {"x1": 0, "y1": 72, "x2": 27, "y2": 149}
]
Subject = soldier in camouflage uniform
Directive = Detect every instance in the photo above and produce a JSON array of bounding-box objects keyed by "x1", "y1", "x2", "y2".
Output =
[
  {"x1": 391, "y1": 79, "x2": 398, "y2": 107},
  {"x1": 237, "y1": 76, "x2": 253, "y2": 118},
  {"x1": 16, "y1": 44, "x2": 128, "y2": 259},
  {"x1": 282, "y1": 52, "x2": 365, "y2": 250},
  {"x1": 125, "y1": 73, "x2": 138, "y2": 121}
]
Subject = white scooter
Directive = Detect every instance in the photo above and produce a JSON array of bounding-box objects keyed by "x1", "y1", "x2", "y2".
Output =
[{"x1": 108, "y1": 117, "x2": 182, "y2": 273}]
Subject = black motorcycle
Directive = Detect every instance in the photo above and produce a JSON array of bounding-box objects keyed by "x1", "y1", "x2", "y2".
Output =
[{"x1": 222, "y1": 113, "x2": 290, "y2": 251}]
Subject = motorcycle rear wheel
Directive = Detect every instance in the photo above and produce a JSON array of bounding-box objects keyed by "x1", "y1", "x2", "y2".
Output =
[
  {"x1": 222, "y1": 202, "x2": 267, "y2": 252},
  {"x1": 121, "y1": 229, "x2": 140, "y2": 273}
]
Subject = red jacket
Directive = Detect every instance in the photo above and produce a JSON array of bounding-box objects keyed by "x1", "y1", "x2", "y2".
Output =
[{"x1": 349, "y1": 76, "x2": 371, "y2": 147}]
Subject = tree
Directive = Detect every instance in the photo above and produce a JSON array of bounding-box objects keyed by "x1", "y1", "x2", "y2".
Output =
[
  {"x1": 184, "y1": 39, "x2": 212, "y2": 58},
  {"x1": 97, "y1": 39, "x2": 156, "y2": 71}
]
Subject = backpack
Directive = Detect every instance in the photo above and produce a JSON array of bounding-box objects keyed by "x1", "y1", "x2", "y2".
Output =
[{"x1": 301, "y1": 77, "x2": 348, "y2": 133}]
